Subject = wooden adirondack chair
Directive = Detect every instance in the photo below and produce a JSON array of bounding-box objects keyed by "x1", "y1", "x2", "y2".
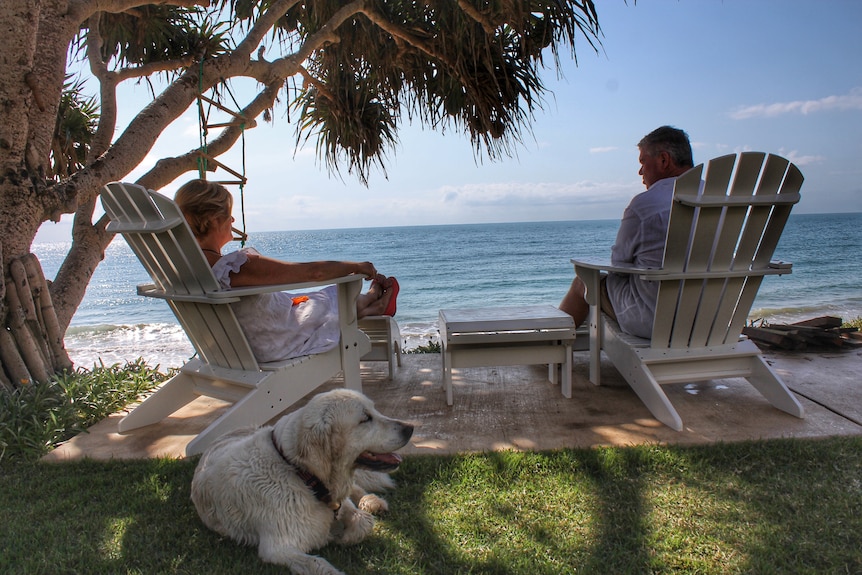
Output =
[
  {"x1": 100, "y1": 182, "x2": 370, "y2": 455},
  {"x1": 572, "y1": 152, "x2": 805, "y2": 431}
]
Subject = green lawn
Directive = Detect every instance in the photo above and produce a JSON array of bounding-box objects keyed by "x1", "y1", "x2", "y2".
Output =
[
  {"x1": 1, "y1": 362, "x2": 861, "y2": 574},
  {"x1": 1, "y1": 438, "x2": 861, "y2": 574}
]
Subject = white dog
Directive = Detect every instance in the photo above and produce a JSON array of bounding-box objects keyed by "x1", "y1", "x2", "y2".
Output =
[{"x1": 191, "y1": 388, "x2": 414, "y2": 574}]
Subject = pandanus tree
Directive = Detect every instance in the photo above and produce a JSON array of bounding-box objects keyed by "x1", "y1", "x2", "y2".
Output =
[{"x1": 0, "y1": 0, "x2": 602, "y2": 388}]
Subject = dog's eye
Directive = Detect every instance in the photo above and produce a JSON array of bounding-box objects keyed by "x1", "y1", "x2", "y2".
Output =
[{"x1": 360, "y1": 412, "x2": 372, "y2": 424}]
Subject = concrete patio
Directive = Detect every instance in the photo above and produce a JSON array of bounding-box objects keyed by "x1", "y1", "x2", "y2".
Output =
[{"x1": 43, "y1": 347, "x2": 862, "y2": 462}]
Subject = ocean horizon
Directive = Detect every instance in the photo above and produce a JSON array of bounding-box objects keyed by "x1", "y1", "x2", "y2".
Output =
[{"x1": 33, "y1": 212, "x2": 862, "y2": 370}]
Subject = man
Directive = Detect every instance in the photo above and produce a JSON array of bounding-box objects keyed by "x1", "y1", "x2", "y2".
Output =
[{"x1": 560, "y1": 125, "x2": 694, "y2": 338}]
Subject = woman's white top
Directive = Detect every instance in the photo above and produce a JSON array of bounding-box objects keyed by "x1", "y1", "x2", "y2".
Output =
[{"x1": 212, "y1": 248, "x2": 340, "y2": 363}]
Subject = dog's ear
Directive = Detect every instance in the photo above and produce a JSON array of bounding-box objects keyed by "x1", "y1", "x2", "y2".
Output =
[{"x1": 296, "y1": 403, "x2": 348, "y2": 480}]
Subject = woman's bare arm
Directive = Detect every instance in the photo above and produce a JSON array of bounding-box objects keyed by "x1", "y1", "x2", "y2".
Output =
[{"x1": 227, "y1": 251, "x2": 377, "y2": 287}]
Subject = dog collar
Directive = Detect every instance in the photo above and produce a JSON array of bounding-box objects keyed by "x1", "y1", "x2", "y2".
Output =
[{"x1": 270, "y1": 430, "x2": 340, "y2": 513}]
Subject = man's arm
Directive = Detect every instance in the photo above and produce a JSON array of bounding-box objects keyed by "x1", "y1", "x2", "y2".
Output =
[{"x1": 610, "y1": 204, "x2": 641, "y2": 266}]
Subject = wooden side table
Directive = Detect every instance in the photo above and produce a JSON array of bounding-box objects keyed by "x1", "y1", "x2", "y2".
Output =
[{"x1": 439, "y1": 304, "x2": 578, "y2": 405}]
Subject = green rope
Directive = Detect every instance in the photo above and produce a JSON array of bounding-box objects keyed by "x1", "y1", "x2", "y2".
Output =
[
  {"x1": 226, "y1": 83, "x2": 248, "y2": 248},
  {"x1": 196, "y1": 59, "x2": 208, "y2": 178},
  {"x1": 196, "y1": 59, "x2": 248, "y2": 247},
  {"x1": 238, "y1": 128, "x2": 247, "y2": 248}
]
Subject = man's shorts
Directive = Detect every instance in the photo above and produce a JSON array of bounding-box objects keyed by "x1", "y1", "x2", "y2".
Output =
[{"x1": 599, "y1": 275, "x2": 618, "y2": 322}]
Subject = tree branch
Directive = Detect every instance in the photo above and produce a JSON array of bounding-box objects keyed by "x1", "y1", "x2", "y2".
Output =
[
  {"x1": 231, "y1": 0, "x2": 302, "y2": 64},
  {"x1": 87, "y1": 13, "x2": 117, "y2": 161},
  {"x1": 358, "y1": 5, "x2": 450, "y2": 67},
  {"x1": 115, "y1": 57, "x2": 195, "y2": 82},
  {"x1": 69, "y1": 0, "x2": 210, "y2": 19},
  {"x1": 456, "y1": 0, "x2": 497, "y2": 35},
  {"x1": 296, "y1": 65, "x2": 336, "y2": 102},
  {"x1": 138, "y1": 80, "x2": 279, "y2": 191},
  {"x1": 357, "y1": 4, "x2": 479, "y2": 111},
  {"x1": 243, "y1": 0, "x2": 362, "y2": 87}
]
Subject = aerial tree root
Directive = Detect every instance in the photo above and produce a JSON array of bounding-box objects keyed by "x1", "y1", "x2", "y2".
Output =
[{"x1": 1, "y1": 253, "x2": 74, "y2": 389}]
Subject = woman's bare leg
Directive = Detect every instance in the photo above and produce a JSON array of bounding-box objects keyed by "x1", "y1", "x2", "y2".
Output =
[
  {"x1": 357, "y1": 292, "x2": 392, "y2": 318},
  {"x1": 356, "y1": 275, "x2": 394, "y2": 318}
]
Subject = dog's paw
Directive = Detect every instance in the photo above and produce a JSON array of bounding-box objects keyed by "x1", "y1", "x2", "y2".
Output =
[
  {"x1": 358, "y1": 493, "x2": 389, "y2": 514},
  {"x1": 353, "y1": 469, "x2": 396, "y2": 493},
  {"x1": 278, "y1": 553, "x2": 347, "y2": 575},
  {"x1": 336, "y1": 508, "x2": 375, "y2": 545}
]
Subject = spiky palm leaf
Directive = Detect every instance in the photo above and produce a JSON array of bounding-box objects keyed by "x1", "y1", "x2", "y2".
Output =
[
  {"x1": 283, "y1": 0, "x2": 601, "y2": 182},
  {"x1": 50, "y1": 77, "x2": 99, "y2": 179},
  {"x1": 69, "y1": 1, "x2": 600, "y2": 185},
  {"x1": 69, "y1": 4, "x2": 230, "y2": 69}
]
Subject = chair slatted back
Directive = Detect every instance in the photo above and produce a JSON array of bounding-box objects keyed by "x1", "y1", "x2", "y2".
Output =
[
  {"x1": 101, "y1": 182, "x2": 261, "y2": 371},
  {"x1": 651, "y1": 153, "x2": 802, "y2": 349}
]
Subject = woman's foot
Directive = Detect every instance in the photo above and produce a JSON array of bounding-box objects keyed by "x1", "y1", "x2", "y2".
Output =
[
  {"x1": 357, "y1": 275, "x2": 398, "y2": 317},
  {"x1": 367, "y1": 274, "x2": 387, "y2": 298}
]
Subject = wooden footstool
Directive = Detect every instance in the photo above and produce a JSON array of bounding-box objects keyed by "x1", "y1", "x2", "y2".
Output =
[
  {"x1": 439, "y1": 304, "x2": 578, "y2": 405},
  {"x1": 358, "y1": 315, "x2": 402, "y2": 379}
]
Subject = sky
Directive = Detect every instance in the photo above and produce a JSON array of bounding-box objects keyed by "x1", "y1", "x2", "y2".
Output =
[{"x1": 37, "y1": 0, "x2": 862, "y2": 240}]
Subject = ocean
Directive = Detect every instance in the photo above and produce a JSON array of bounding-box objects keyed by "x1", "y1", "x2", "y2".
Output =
[{"x1": 33, "y1": 212, "x2": 862, "y2": 370}]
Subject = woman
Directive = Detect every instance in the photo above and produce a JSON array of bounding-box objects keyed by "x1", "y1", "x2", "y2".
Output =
[{"x1": 174, "y1": 179, "x2": 399, "y2": 363}]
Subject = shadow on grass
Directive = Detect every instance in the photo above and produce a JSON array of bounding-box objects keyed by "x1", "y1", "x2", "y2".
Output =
[
  {"x1": 2, "y1": 438, "x2": 861, "y2": 574},
  {"x1": 0, "y1": 458, "x2": 283, "y2": 574},
  {"x1": 320, "y1": 449, "x2": 655, "y2": 574},
  {"x1": 325, "y1": 440, "x2": 862, "y2": 574}
]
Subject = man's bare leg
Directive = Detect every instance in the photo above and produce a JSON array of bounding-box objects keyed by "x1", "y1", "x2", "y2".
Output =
[{"x1": 559, "y1": 277, "x2": 589, "y2": 327}]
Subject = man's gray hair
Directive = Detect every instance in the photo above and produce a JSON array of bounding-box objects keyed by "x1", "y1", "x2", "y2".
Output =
[{"x1": 638, "y1": 126, "x2": 693, "y2": 168}]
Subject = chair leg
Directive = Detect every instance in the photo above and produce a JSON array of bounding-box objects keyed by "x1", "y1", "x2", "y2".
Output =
[
  {"x1": 443, "y1": 349, "x2": 454, "y2": 406},
  {"x1": 117, "y1": 371, "x2": 199, "y2": 433},
  {"x1": 747, "y1": 356, "x2": 805, "y2": 418},
  {"x1": 391, "y1": 319, "x2": 402, "y2": 368},
  {"x1": 588, "y1": 307, "x2": 603, "y2": 386},
  {"x1": 548, "y1": 363, "x2": 558, "y2": 386},
  {"x1": 185, "y1": 360, "x2": 341, "y2": 455},
  {"x1": 336, "y1": 280, "x2": 367, "y2": 392},
  {"x1": 625, "y1": 362, "x2": 684, "y2": 431},
  {"x1": 546, "y1": 350, "x2": 573, "y2": 399},
  {"x1": 562, "y1": 343, "x2": 573, "y2": 399},
  {"x1": 386, "y1": 337, "x2": 396, "y2": 380}
]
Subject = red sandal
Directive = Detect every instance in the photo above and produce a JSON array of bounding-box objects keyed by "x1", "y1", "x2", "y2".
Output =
[{"x1": 383, "y1": 278, "x2": 399, "y2": 317}]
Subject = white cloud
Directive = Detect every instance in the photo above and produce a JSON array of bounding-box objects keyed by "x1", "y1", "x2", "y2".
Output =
[
  {"x1": 730, "y1": 87, "x2": 862, "y2": 120},
  {"x1": 589, "y1": 146, "x2": 618, "y2": 154},
  {"x1": 435, "y1": 180, "x2": 637, "y2": 209},
  {"x1": 778, "y1": 149, "x2": 824, "y2": 167},
  {"x1": 248, "y1": 180, "x2": 639, "y2": 231}
]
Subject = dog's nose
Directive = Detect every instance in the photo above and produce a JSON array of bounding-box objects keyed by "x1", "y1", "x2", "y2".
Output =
[{"x1": 400, "y1": 423, "x2": 414, "y2": 441}]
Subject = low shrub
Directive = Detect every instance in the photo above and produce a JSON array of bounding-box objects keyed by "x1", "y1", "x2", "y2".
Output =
[{"x1": 0, "y1": 359, "x2": 166, "y2": 462}]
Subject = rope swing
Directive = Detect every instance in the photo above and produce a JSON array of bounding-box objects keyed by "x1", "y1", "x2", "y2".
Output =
[{"x1": 196, "y1": 65, "x2": 249, "y2": 246}]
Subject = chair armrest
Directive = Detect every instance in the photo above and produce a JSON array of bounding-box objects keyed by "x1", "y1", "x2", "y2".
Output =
[
  {"x1": 137, "y1": 284, "x2": 237, "y2": 303},
  {"x1": 570, "y1": 257, "x2": 610, "y2": 271},
  {"x1": 209, "y1": 274, "x2": 365, "y2": 299},
  {"x1": 572, "y1": 258, "x2": 793, "y2": 282},
  {"x1": 570, "y1": 259, "x2": 625, "y2": 306},
  {"x1": 137, "y1": 274, "x2": 366, "y2": 303},
  {"x1": 571, "y1": 258, "x2": 657, "y2": 277}
]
